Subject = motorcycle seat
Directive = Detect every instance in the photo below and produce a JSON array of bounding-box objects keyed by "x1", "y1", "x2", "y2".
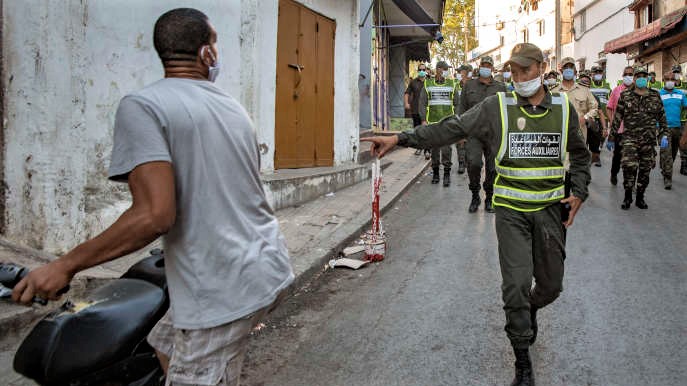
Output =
[{"x1": 14, "y1": 278, "x2": 166, "y2": 385}]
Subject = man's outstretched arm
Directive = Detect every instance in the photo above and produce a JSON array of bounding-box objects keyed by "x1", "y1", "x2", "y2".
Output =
[{"x1": 12, "y1": 161, "x2": 176, "y2": 305}]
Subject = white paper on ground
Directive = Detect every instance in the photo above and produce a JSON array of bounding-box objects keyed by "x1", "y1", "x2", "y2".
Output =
[{"x1": 329, "y1": 258, "x2": 369, "y2": 270}]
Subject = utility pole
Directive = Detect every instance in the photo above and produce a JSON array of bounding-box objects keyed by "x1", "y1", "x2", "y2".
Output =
[{"x1": 555, "y1": 0, "x2": 561, "y2": 70}]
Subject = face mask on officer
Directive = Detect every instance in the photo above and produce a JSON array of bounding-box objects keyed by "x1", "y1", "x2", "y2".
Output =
[
  {"x1": 512, "y1": 62, "x2": 544, "y2": 97},
  {"x1": 562, "y1": 68, "x2": 575, "y2": 81},
  {"x1": 593, "y1": 74, "x2": 603, "y2": 82},
  {"x1": 479, "y1": 67, "x2": 492, "y2": 78},
  {"x1": 674, "y1": 73, "x2": 682, "y2": 82},
  {"x1": 622, "y1": 75, "x2": 634, "y2": 86},
  {"x1": 456, "y1": 73, "x2": 463, "y2": 81},
  {"x1": 665, "y1": 80, "x2": 675, "y2": 89},
  {"x1": 418, "y1": 69, "x2": 427, "y2": 78},
  {"x1": 467, "y1": 71, "x2": 473, "y2": 78},
  {"x1": 442, "y1": 70, "x2": 450, "y2": 78},
  {"x1": 201, "y1": 45, "x2": 220, "y2": 82},
  {"x1": 503, "y1": 71, "x2": 512, "y2": 80},
  {"x1": 635, "y1": 76, "x2": 648, "y2": 89}
]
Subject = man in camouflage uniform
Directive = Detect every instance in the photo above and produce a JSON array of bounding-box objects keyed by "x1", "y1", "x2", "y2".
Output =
[{"x1": 610, "y1": 65, "x2": 668, "y2": 210}]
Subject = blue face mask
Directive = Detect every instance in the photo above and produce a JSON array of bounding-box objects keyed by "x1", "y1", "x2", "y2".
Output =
[
  {"x1": 635, "y1": 77, "x2": 648, "y2": 88},
  {"x1": 479, "y1": 67, "x2": 492, "y2": 78},
  {"x1": 418, "y1": 70, "x2": 427, "y2": 78},
  {"x1": 562, "y1": 68, "x2": 575, "y2": 80}
]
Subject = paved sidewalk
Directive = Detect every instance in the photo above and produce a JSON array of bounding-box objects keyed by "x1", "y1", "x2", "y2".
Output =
[{"x1": 0, "y1": 147, "x2": 428, "y2": 385}]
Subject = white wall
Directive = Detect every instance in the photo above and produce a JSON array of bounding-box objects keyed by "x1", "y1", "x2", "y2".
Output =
[
  {"x1": 574, "y1": 0, "x2": 635, "y2": 85},
  {"x1": 2, "y1": 0, "x2": 360, "y2": 253}
]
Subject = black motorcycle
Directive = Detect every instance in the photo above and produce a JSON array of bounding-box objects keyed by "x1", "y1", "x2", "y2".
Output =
[{"x1": 0, "y1": 250, "x2": 168, "y2": 386}]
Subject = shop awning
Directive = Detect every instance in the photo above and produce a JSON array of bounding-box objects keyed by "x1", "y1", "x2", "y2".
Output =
[{"x1": 604, "y1": 7, "x2": 687, "y2": 53}]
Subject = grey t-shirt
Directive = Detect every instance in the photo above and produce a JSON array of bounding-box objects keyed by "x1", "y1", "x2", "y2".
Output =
[{"x1": 109, "y1": 78, "x2": 294, "y2": 329}]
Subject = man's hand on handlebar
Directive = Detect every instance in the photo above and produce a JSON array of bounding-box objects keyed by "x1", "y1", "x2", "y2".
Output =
[{"x1": 12, "y1": 260, "x2": 73, "y2": 306}]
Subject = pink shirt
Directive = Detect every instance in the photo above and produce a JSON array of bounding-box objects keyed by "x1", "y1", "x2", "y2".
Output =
[{"x1": 607, "y1": 84, "x2": 627, "y2": 134}]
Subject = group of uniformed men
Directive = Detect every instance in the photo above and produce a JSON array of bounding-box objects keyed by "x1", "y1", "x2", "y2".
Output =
[
  {"x1": 405, "y1": 51, "x2": 687, "y2": 212},
  {"x1": 383, "y1": 41, "x2": 686, "y2": 386}
]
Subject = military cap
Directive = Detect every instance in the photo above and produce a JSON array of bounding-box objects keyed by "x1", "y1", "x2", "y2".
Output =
[
  {"x1": 578, "y1": 70, "x2": 591, "y2": 78},
  {"x1": 560, "y1": 57, "x2": 576, "y2": 67},
  {"x1": 480, "y1": 56, "x2": 494, "y2": 65},
  {"x1": 436, "y1": 60, "x2": 450, "y2": 70},
  {"x1": 505, "y1": 43, "x2": 544, "y2": 67},
  {"x1": 633, "y1": 64, "x2": 649, "y2": 75},
  {"x1": 672, "y1": 65, "x2": 682, "y2": 73},
  {"x1": 546, "y1": 70, "x2": 559, "y2": 78},
  {"x1": 457, "y1": 64, "x2": 473, "y2": 72},
  {"x1": 591, "y1": 65, "x2": 603, "y2": 73}
]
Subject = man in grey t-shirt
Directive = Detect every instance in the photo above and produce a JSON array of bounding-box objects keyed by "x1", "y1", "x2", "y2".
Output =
[{"x1": 13, "y1": 8, "x2": 293, "y2": 385}]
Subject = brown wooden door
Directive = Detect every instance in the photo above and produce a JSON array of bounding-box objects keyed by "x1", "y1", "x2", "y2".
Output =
[{"x1": 275, "y1": 0, "x2": 335, "y2": 169}]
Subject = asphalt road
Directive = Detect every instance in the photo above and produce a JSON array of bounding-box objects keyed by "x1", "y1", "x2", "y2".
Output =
[{"x1": 242, "y1": 150, "x2": 687, "y2": 386}]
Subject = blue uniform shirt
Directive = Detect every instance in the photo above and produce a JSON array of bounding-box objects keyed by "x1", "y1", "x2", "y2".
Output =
[{"x1": 659, "y1": 88, "x2": 687, "y2": 128}]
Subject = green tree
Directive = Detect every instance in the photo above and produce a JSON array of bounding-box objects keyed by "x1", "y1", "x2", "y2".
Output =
[{"x1": 431, "y1": 0, "x2": 477, "y2": 68}]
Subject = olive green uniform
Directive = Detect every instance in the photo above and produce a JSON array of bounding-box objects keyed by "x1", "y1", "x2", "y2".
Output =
[
  {"x1": 398, "y1": 89, "x2": 591, "y2": 348},
  {"x1": 418, "y1": 78, "x2": 460, "y2": 169}
]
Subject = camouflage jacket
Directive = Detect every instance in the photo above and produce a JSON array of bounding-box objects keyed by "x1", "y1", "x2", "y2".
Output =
[{"x1": 610, "y1": 86, "x2": 668, "y2": 142}]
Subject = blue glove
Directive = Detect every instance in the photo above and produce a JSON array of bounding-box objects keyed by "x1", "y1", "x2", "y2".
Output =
[
  {"x1": 606, "y1": 140, "x2": 614, "y2": 151},
  {"x1": 660, "y1": 135, "x2": 669, "y2": 149}
]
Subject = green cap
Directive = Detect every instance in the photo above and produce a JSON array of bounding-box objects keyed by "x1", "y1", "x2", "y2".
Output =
[
  {"x1": 591, "y1": 65, "x2": 603, "y2": 73},
  {"x1": 560, "y1": 57, "x2": 576, "y2": 67},
  {"x1": 633, "y1": 64, "x2": 648, "y2": 75},
  {"x1": 505, "y1": 43, "x2": 544, "y2": 67},
  {"x1": 480, "y1": 56, "x2": 494, "y2": 65},
  {"x1": 436, "y1": 60, "x2": 450, "y2": 70}
]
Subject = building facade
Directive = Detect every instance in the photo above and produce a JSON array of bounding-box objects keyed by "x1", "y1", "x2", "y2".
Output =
[
  {"x1": 604, "y1": 0, "x2": 687, "y2": 79},
  {"x1": 0, "y1": 0, "x2": 361, "y2": 253},
  {"x1": 573, "y1": 0, "x2": 635, "y2": 85}
]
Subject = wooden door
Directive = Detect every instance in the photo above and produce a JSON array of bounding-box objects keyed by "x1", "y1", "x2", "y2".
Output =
[{"x1": 275, "y1": 0, "x2": 335, "y2": 169}]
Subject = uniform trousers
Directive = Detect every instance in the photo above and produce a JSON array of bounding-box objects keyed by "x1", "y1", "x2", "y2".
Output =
[{"x1": 495, "y1": 204, "x2": 566, "y2": 349}]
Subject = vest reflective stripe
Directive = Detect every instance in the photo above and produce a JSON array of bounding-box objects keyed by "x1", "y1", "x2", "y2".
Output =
[
  {"x1": 428, "y1": 99, "x2": 454, "y2": 106},
  {"x1": 495, "y1": 165, "x2": 566, "y2": 179},
  {"x1": 590, "y1": 88, "x2": 610, "y2": 95},
  {"x1": 493, "y1": 185, "x2": 565, "y2": 202}
]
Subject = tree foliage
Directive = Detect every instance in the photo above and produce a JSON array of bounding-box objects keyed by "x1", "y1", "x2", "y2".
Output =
[{"x1": 430, "y1": 0, "x2": 478, "y2": 69}]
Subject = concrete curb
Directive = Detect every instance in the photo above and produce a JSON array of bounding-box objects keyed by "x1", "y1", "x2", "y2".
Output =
[{"x1": 287, "y1": 158, "x2": 430, "y2": 292}]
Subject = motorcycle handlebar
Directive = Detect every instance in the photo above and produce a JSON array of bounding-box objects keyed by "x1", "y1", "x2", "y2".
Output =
[{"x1": 0, "y1": 263, "x2": 70, "y2": 305}]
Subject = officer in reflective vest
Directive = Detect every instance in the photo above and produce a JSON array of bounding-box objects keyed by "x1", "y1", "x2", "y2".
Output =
[
  {"x1": 588, "y1": 66, "x2": 611, "y2": 166},
  {"x1": 648, "y1": 71, "x2": 663, "y2": 92},
  {"x1": 361, "y1": 43, "x2": 591, "y2": 386},
  {"x1": 418, "y1": 60, "x2": 459, "y2": 186}
]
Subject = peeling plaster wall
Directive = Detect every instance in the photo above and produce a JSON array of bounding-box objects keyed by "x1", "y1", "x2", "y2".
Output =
[
  {"x1": 2, "y1": 0, "x2": 240, "y2": 253},
  {"x1": 2, "y1": 0, "x2": 360, "y2": 253}
]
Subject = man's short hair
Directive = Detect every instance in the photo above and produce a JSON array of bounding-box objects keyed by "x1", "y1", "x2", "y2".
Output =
[{"x1": 154, "y1": 8, "x2": 212, "y2": 62}]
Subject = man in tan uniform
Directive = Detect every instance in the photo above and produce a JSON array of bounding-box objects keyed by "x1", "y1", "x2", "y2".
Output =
[{"x1": 551, "y1": 57, "x2": 598, "y2": 142}]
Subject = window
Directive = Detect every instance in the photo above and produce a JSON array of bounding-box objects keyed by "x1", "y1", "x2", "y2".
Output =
[
  {"x1": 538, "y1": 20, "x2": 545, "y2": 36},
  {"x1": 575, "y1": 10, "x2": 586, "y2": 35},
  {"x1": 635, "y1": 4, "x2": 654, "y2": 28}
]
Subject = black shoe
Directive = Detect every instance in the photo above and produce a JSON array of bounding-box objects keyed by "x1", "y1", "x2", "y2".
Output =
[
  {"x1": 443, "y1": 169, "x2": 451, "y2": 187},
  {"x1": 414, "y1": 149, "x2": 422, "y2": 155},
  {"x1": 457, "y1": 161, "x2": 466, "y2": 174},
  {"x1": 610, "y1": 174, "x2": 618, "y2": 186},
  {"x1": 431, "y1": 167, "x2": 440, "y2": 184},
  {"x1": 469, "y1": 193, "x2": 481, "y2": 213},
  {"x1": 485, "y1": 195, "x2": 495, "y2": 213},
  {"x1": 681, "y1": 161, "x2": 687, "y2": 176},
  {"x1": 664, "y1": 177, "x2": 672, "y2": 190},
  {"x1": 621, "y1": 189, "x2": 632, "y2": 210},
  {"x1": 510, "y1": 348, "x2": 535, "y2": 386},
  {"x1": 635, "y1": 191, "x2": 648, "y2": 209},
  {"x1": 424, "y1": 150, "x2": 431, "y2": 160},
  {"x1": 529, "y1": 306, "x2": 538, "y2": 344}
]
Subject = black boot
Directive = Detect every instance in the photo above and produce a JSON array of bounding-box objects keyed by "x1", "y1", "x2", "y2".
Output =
[
  {"x1": 610, "y1": 174, "x2": 618, "y2": 186},
  {"x1": 529, "y1": 306, "x2": 538, "y2": 344},
  {"x1": 485, "y1": 194, "x2": 495, "y2": 213},
  {"x1": 510, "y1": 348, "x2": 535, "y2": 386},
  {"x1": 457, "y1": 160, "x2": 466, "y2": 174},
  {"x1": 431, "y1": 167, "x2": 440, "y2": 184},
  {"x1": 635, "y1": 191, "x2": 648, "y2": 209},
  {"x1": 468, "y1": 192, "x2": 481, "y2": 213},
  {"x1": 621, "y1": 189, "x2": 632, "y2": 210},
  {"x1": 681, "y1": 159, "x2": 687, "y2": 176},
  {"x1": 443, "y1": 168, "x2": 451, "y2": 187}
]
